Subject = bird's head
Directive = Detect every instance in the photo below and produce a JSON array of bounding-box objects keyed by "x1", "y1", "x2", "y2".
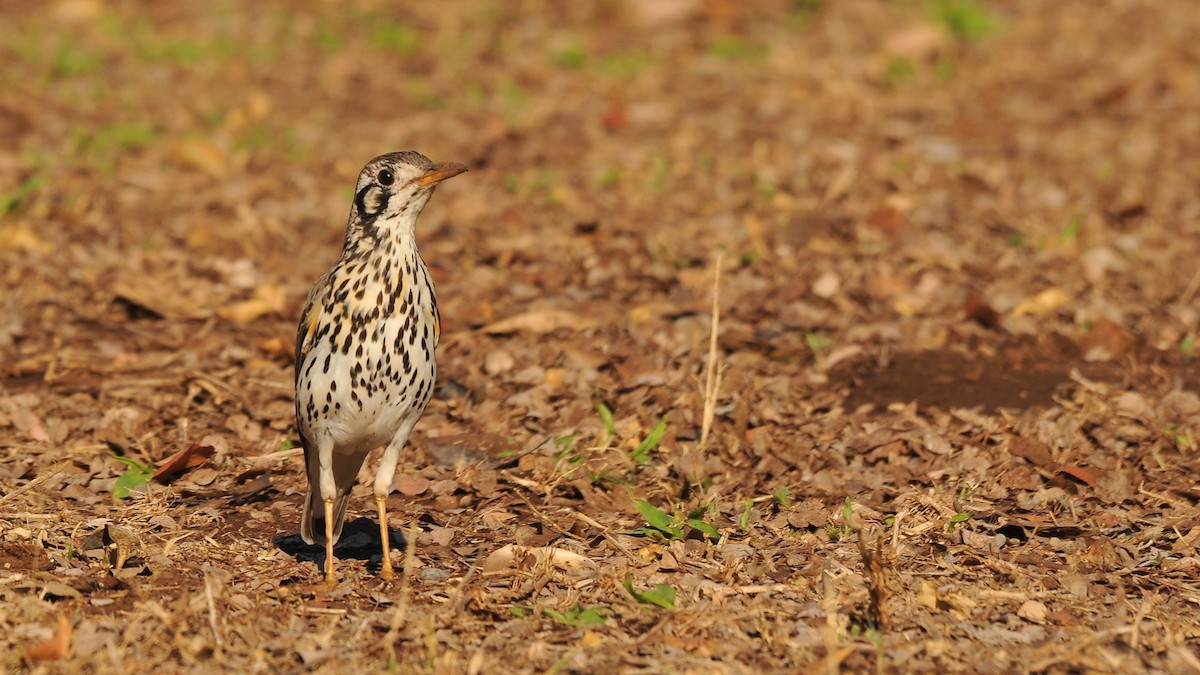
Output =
[{"x1": 347, "y1": 151, "x2": 467, "y2": 242}]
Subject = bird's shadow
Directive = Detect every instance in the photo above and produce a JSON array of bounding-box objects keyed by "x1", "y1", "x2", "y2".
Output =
[{"x1": 273, "y1": 517, "x2": 407, "y2": 574}]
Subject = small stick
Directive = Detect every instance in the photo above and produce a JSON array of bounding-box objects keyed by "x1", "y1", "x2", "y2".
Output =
[
  {"x1": 699, "y1": 254, "x2": 724, "y2": 449},
  {"x1": 0, "y1": 460, "x2": 70, "y2": 506}
]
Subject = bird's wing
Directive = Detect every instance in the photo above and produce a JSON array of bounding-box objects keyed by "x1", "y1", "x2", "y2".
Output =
[{"x1": 294, "y1": 269, "x2": 334, "y2": 381}]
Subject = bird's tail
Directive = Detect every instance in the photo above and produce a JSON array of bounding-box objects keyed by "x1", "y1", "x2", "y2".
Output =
[
  {"x1": 301, "y1": 483, "x2": 353, "y2": 546},
  {"x1": 300, "y1": 445, "x2": 368, "y2": 546}
]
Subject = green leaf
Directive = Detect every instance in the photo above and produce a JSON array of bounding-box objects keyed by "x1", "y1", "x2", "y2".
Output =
[
  {"x1": 636, "y1": 500, "x2": 684, "y2": 538},
  {"x1": 630, "y1": 417, "x2": 667, "y2": 464},
  {"x1": 624, "y1": 576, "x2": 676, "y2": 609},
  {"x1": 687, "y1": 518, "x2": 720, "y2": 542},
  {"x1": 543, "y1": 605, "x2": 608, "y2": 627},
  {"x1": 111, "y1": 455, "x2": 153, "y2": 499},
  {"x1": 509, "y1": 606, "x2": 532, "y2": 619},
  {"x1": 596, "y1": 402, "x2": 616, "y2": 439},
  {"x1": 946, "y1": 512, "x2": 970, "y2": 532},
  {"x1": 737, "y1": 499, "x2": 754, "y2": 530},
  {"x1": 1, "y1": 174, "x2": 46, "y2": 216},
  {"x1": 772, "y1": 487, "x2": 791, "y2": 508}
]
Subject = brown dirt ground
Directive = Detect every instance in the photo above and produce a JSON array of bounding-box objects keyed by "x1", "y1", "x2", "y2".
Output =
[{"x1": 3, "y1": 0, "x2": 1200, "y2": 672}]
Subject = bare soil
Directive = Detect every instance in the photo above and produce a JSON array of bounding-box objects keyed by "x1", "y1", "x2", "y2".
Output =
[{"x1": 4, "y1": 1, "x2": 1200, "y2": 672}]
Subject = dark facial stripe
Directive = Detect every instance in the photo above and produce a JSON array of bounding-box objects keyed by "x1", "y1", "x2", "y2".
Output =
[{"x1": 355, "y1": 185, "x2": 390, "y2": 233}]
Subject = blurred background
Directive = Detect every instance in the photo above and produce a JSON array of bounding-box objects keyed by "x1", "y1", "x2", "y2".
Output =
[{"x1": 4, "y1": 0, "x2": 1200, "y2": 671}]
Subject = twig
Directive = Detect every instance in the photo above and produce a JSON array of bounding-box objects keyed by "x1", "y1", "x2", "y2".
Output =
[
  {"x1": 571, "y1": 510, "x2": 638, "y2": 562},
  {"x1": 699, "y1": 253, "x2": 724, "y2": 449},
  {"x1": 1182, "y1": 268, "x2": 1200, "y2": 306},
  {"x1": 203, "y1": 572, "x2": 224, "y2": 649},
  {"x1": 383, "y1": 523, "x2": 421, "y2": 666},
  {"x1": 0, "y1": 460, "x2": 70, "y2": 506}
]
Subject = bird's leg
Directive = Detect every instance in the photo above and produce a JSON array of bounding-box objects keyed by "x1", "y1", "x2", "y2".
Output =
[
  {"x1": 376, "y1": 495, "x2": 394, "y2": 581},
  {"x1": 324, "y1": 497, "x2": 337, "y2": 587},
  {"x1": 375, "y1": 425, "x2": 414, "y2": 582}
]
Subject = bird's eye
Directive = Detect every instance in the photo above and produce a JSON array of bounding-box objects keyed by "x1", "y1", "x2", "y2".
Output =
[{"x1": 378, "y1": 169, "x2": 394, "y2": 186}]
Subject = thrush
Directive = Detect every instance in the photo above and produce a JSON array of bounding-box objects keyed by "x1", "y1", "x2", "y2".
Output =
[{"x1": 295, "y1": 151, "x2": 467, "y2": 584}]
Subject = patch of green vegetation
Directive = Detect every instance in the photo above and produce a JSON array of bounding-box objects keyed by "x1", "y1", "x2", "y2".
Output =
[
  {"x1": 1, "y1": 174, "x2": 47, "y2": 217},
  {"x1": 53, "y1": 41, "x2": 105, "y2": 77},
  {"x1": 930, "y1": 0, "x2": 995, "y2": 41},
  {"x1": 737, "y1": 499, "x2": 754, "y2": 530},
  {"x1": 882, "y1": 56, "x2": 918, "y2": 88},
  {"x1": 112, "y1": 455, "x2": 154, "y2": 499},
  {"x1": 595, "y1": 401, "x2": 617, "y2": 442},
  {"x1": 632, "y1": 497, "x2": 720, "y2": 542},
  {"x1": 1181, "y1": 334, "x2": 1196, "y2": 359},
  {"x1": 71, "y1": 121, "x2": 161, "y2": 173},
  {"x1": 946, "y1": 511, "x2": 970, "y2": 532},
  {"x1": 1166, "y1": 423, "x2": 1196, "y2": 451},
  {"x1": 825, "y1": 496, "x2": 855, "y2": 540},
  {"x1": 316, "y1": 22, "x2": 343, "y2": 53},
  {"x1": 599, "y1": 49, "x2": 655, "y2": 78},
  {"x1": 934, "y1": 55, "x2": 957, "y2": 81},
  {"x1": 137, "y1": 33, "x2": 238, "y2": 65},
  {"x1": 804, "y1": 331, "x2": 832, "y2": 367},
  {"x1": 1058, "y1": 215, "x2": 1083, "y2": 245},
  {"x1": 410, "y1": 80, "x2": 445, "y2": 109},
  {"x1": 597, "y1": 167, "x2": 621, "y2": 187},
  {"x1": 648, "y1": 157, "x2": 671, "y2": 192},
  {"x1": 788, "y1": 0, "x2": 825, "y2": 24},
  {"x1": 499, "y1": 81, "x2": 528, "y2": 109},
  {"x1": 708, "y1": 37, "x2": 768, "y2": 60},
  {"x1": 587, "y1": 468, "x2": 630, "y2": 489},
  {"x1": 542, "y1": 605, "x2": 609, "y2": 627},
  {"x1": 370, "y1": 20, "x2": 419, "y2": 56},
  {"x1": 554, "y1": 42, "x2": 587, "y2": 69},
  {"x1": 502, "y1": 172, "x2": 520, "y2": 194},
  {"x1": 553, "y1": 434, "x2": 586, "y2": 477},
  {"x1": 772, "y1": 486, "x2": 792, "y2": 508},
  {"x1": 624, "y1": 576, "x2": 676, "y2": 609},
  {"x1": 509, "y1": 605, "x2": 532, "y2": 618},
  {"x1": 465, "y1": 83, "x2": 488, "y2": 109},
  {"x1": 629, "y1": 417, "x2": 667, "y2": 465}
]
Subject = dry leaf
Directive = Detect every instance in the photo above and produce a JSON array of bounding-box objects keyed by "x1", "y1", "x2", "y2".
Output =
[
  {"x1": 153, "y1": 444, "x2": 216, "y2": 483},
  {"x1": 480, "y1": 544, "x2": 596, "y2": 574},
  {"x1": 170, "y1": 137, "x2": 228, "y2": 178},
  {"x1": 1011, "y1": 287, "x2": 1071, "y2": 317},
  {"x1": 0, "y1": 224, "x2": 53, "y2": 254},
  {"x1": 917, "y1": 579, "x2": 939, "y2": 611},
  {"x1": 218, "y1": 285, "x2": 286, "y2": 324},
  {"x1": 482, "y1": 309, "x2": 597, "y2": 335},
  {"x1": 25, "y1": 615, "x2": 72, "y2": 662},
  {"x1": 113, "y1": 283, "x2": 210, "y2": 321},
  {"x1": 1017, "y1": 600, "x2": 1048, "y2": 624},
  {"x1": 394, "y1": 474, "x2": 430, "y2": 496}
]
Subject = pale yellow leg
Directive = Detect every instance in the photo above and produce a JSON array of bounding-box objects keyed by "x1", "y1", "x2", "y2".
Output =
[
  {"x1": 377, "y1": 495, "x2": 395, "y2": 581},
  {"x1": 324, "y1": 498, "x2": 337, "y2": 587}
]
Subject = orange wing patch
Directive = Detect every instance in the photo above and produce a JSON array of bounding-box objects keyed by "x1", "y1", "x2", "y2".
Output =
[{"x1": 300, "y1": 305, "x2": 322, "y2": 358}]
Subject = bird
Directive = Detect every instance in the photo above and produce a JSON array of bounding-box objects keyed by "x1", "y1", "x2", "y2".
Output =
[{"x1": 294, "y1": 151, "x2": 467, "y2": 585}]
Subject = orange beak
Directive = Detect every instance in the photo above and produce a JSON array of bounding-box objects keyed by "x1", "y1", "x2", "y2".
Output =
[{"x1": 414, "y1": 162, "x2": 469, "y2": 188}]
